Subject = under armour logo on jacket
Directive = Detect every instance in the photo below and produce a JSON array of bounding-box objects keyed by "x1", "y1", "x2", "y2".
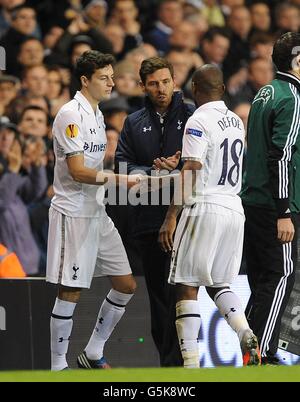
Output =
[
  {"x1": 90, "y1": 128, "x2": 97, "y2": 135},
  {"x1": 143, "y1": 126, "x2": 152, "y2": 133}
]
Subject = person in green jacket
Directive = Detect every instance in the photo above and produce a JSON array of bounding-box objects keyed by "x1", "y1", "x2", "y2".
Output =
[{"x1": 241, "y1": 32, "x2": 300, "y2": 365}]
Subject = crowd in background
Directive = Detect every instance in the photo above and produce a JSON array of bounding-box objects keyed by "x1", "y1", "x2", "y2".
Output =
[{"x1": 0, "y1": 0, "x2": 299, "y2": 276}]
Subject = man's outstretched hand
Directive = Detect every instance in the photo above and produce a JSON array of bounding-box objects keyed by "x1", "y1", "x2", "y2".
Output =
[{"x1": 153, "y1": 151, "x2": 181, "y2": 172}]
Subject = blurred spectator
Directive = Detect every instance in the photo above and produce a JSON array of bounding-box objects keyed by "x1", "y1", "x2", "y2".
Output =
[
  {"x1": 200, "y1": 27, "x2": 231, "y2": 67},
  {"x1": 43, "y1": 26, "x2": 65, "y2": 54},
  {"x1": 15, "y1": 37, "x2": 45, "y2": 77},
  {"x1": 84, "y1": 0, "x2": 108, "y2": 31},
  {"x1": 70, "y1": 35, "x2": 94, "y2": 67},
  {"x1": 18, "y1": 105, "x2": 49, "y2": 139},
  {"x1": 0, "y1": 117, "x2": 47, "y2": 276},
  {"x1": 145, "y1": 0, "x2": 184, "y2": 53},
  {"x1": 124, "y1": 44, "x2": 159, "y2": 80},
  {"x1": 141, "y1": 43, "x2": 158, "y2": 58},
  {"x1": 223, "y1": 5, "x2": 252, "y2": 80},
  {"x1": 169, "y1": 20, "x2": 199, "y2": 53},
  {"x1": 114, "y1": 60, "x2": 138, "y2": 95},
  {"x1": 249, "y1": 32, "x2": 274, "y2": 61},
  {"x1": 22, "y1": 65, "x2": 49, "y2": 97},
  {"x1": 275, "y1": 2, "x2": 300, "y2": 34},
  {"x1": 103, "y1": 23, "x2": 126, "y2": 59},
  {"x1": 249, "y1": 2, "x2": 271, "y2": 35},
  {"x1": 53, "y1": 12, "x2": 112, "y2": 68},
  {"x1": 112, "y1": 59, "x2": 143, "y2": 112},
  {"x1": 0, "y1": 4, "x2": 40, "y2": 75},
  {"x1": 6, "y1": 93, "x2": 50, "y2": 124},
  {"x1": 201, "y1": 0, "x2": 226, "y2": 27},
  {"x1": 183, "y1": 0, "x2": 203, "y2": 18},
  {"x1": 220, "y1": 0, "x2": 245, "y2": 17},
  {"x1": 169, "y1": 20, "x2": 204, "y2": 73},
  {"x1": 0, "y1": 75, "x2": 20, "y2": 116},
  {"x1": 0, "y1": 0, "x2": 25, "y2": 38},
  {"x1": 185, "y1": 12, "x2": 209, "y2": 41},
  {"x1": 109, "y1": 0, "x2": 143, "y2": 54},
  {"x1": 47, "y1": 66, "x2": 70, "y2": 117},
  {"x1": 101, "y1": 96, "x2": 130, "y2": 170},
  {"x1": 166, "y1": 48, "x2": 193, "y2": 93},
  {"x1": 227, "y1": 57, "x2": 274, "y2": 107},
  {"x1": 125, "y1": 46, "x2": 150, "y2": 77}
]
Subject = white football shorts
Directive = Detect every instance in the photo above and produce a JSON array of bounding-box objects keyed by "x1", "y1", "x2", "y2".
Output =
[
  {"x1": 46, "y1": 207, "x2": 131, "y2": 288},
  {"x1": 169, "y1": 203, "x2": 244, "y2": 287}
]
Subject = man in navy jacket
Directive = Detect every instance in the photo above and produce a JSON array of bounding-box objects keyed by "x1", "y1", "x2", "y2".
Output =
[{"x1": 115, "y1": 57, "x2": 195, "y2": 366}]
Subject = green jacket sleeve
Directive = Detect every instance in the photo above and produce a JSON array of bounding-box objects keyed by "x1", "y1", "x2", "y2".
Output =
[{"x1": 267, "y1": 93, "x2": 300, "y2": 217}]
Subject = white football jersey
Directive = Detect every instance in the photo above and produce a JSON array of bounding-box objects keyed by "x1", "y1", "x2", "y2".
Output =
[
  {"x1": 51, "y1": 91, "x2": 107, "y2": 217},
  {"x1": 182, "y1": 101, "x2": 245, "y2": 213}
]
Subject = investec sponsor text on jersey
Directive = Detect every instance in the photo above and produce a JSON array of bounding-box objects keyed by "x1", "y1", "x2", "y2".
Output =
[{"x1": 83, "y1": 142, "x2": 107, "y2": 153}]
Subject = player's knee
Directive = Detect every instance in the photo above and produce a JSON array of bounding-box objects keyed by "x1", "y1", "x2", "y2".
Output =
[
  {"x1": 125, "y1": 278, "x2": 137, "y2": 294},
  {"x1": 115, "y1": 278, "x2": 137, "y2": 294},
  {"x1": 58, "y1": 285, "x2": 82, "y2": 303}
]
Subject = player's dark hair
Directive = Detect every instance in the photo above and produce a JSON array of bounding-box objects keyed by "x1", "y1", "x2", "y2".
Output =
[
  {"x1": 272, "y1": 32, "x2": 300, "y2": 72},
  {"x1": 139, "y1": 57, "x2": 174, "y2": 85},
  {"x1": 74, "y1": 51, "x2": 115, "y2": 84}
]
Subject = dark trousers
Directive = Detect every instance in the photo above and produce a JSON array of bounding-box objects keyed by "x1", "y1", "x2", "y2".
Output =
[
  {"x1": 137, "y1": 233, "x2": 183, "y2": 367},
  {"x1": 244, "y1": 206, "x2": 297, "y2": 358}
]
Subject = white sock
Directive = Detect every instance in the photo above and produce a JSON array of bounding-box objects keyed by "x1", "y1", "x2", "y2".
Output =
[
  {"x1": 175, "y1": 300, "x2": 201, "y2": 368},
  {"x1": 214, "y1": 289, "x2": 250, "y2": 341},
  {"x1": 85, "y1": 289, "x2": 133, "y2": 360},
  {"x1": 50, "y1": 298, "x2": 76, "y2": 371}
]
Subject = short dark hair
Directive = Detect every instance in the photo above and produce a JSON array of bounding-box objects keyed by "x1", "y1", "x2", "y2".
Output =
[
  {"x1": 74, "y1": 51, "x2": 115, "y2": 83},
  {"x1": 9, "y1": 4, "x2": 35, "y2": 20},
  {"x1": 139, "y1": 57, "x2": 174, "y2": 85},
  {"x1": 272, "y1": 32, "x2": 300, "y2": 72},
  {"x1": 19, "y1": 105, "x2": 50, "y2": 126},
  {"x1": 202, "y1": 27, "x2": 231, "y2": 43}
]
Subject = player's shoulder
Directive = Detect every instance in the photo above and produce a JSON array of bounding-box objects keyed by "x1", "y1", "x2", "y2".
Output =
[
  {"x1": 186, "y1": 110, "x2": 207, "y2": 130},
  {"x1": 54, "y1": 99, "x2": 81, "y2": 125}
]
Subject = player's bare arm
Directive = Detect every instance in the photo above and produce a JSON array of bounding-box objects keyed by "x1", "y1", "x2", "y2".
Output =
[
  {"x1": 159, "y1": 160, "x2": 202, "y2": 252},
  {"x1": 67, "y1": 154, "x2": 142, "y2": 188}
]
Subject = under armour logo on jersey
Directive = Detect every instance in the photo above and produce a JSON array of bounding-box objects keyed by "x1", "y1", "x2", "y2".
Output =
[
  {"x1": 72, "y1": 264, "x2": 79, "y2": 280},
  {"x1": 143, "y1": 126, "x2": 152, "y2": 133},
  {"x1": 177, "y1": 120, "x2": 183, "y2": 130},
  {"x1": 98, "y1": 317, "x2": 104, "y2": 325},
  {"x1": 90, "y1": 128, "x2": 97, "y2": 135},
  {"x1": 225, "y1": 308, "x2": 236, "y2": 319}
]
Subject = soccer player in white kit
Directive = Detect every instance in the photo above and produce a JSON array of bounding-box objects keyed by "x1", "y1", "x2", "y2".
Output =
[
  {"x1": 159, "y1": 65, "x2": 261, "y2": 368},
  {"x1": 46, "y1": 51, "x2": 143, "y2": 371}
]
